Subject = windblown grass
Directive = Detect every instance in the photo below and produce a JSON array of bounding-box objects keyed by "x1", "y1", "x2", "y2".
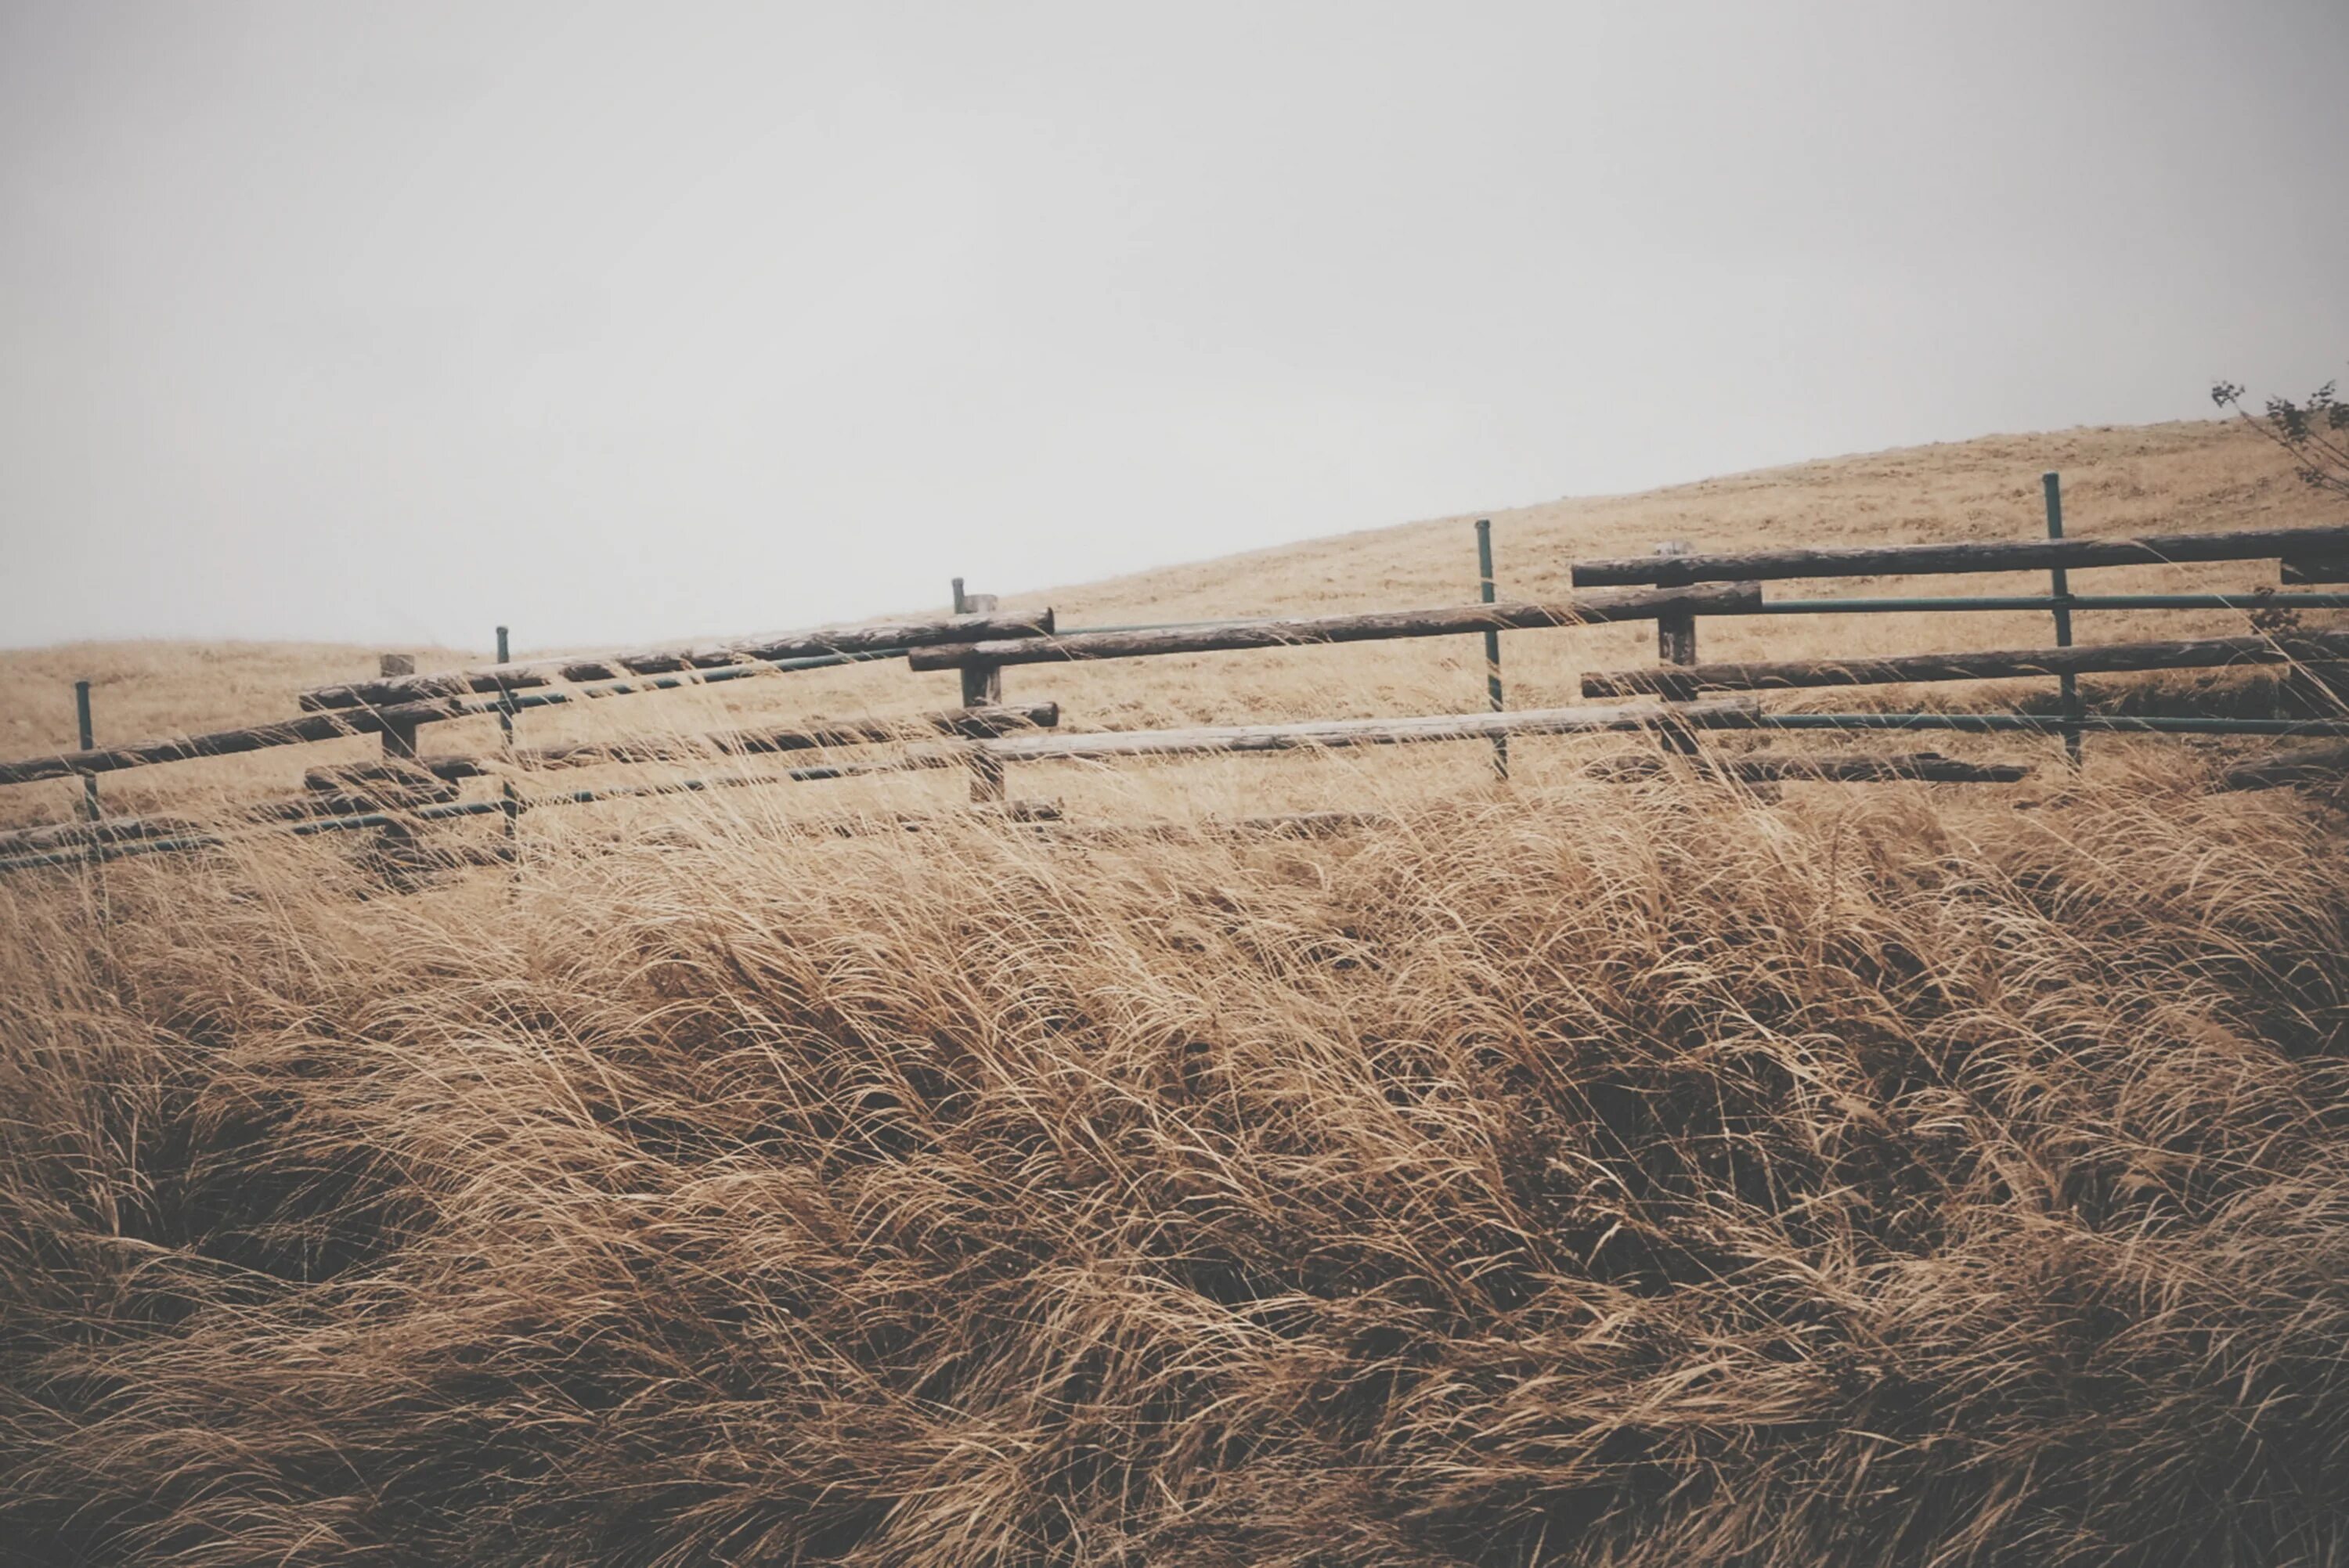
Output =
[
  {"x1": 6, "y1": 764, "x2": 2349, "y2": 1565},
  {"x1": 6, "y1": 415, "x2": 2349, "y2": 1560}
]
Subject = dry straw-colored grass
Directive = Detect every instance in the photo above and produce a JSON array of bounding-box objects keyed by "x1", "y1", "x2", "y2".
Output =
[
  {"x1": 7, "y1": 768, "x2": 2349, "y2": 1565},
  {"x1": 5, "y1": 419, "x2": 2349, "y2": 1564}
]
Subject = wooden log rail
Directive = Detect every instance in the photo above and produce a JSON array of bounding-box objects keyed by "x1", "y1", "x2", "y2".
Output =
[
  {"x1": 1584, "y1": 751, "x2": 2033, "y2": 784},
  {"x1": 907, "y1": 583, "x2": 1761, "y2": 671},
  {"x1": 1038, "y1": 809, "x2": 1395, "y2": 843},
  {"x1": 299, "y1": 609, "x2": 1056, "y2": 710},
  {"x1": 309, "y1": 704, "x2": 1062, "y2": 782},
  {"x1": 2283, "y1": 554, "x2": 2349, "y2": 585},
  {"x1": 0, "y1": 695, "x2": 494, "y2": 787},
  {"x1": 1569, "y1": 524, "x2": 2349, "y2": 588},
  {"x1": 24, "y1": 698, "x2": 1719, "y2": 860},
  {"x1": 0, "y1": 701, "x2": 1757, "y2": 873},
  {"x1": 0, "y1": 693, "x2": 1057, "y2": 789},
  {"x1": 0, "y1": 659, "x2": 850, "y2": 788},
  {"x1": 917, "y1": 697, "x2": 1762, "y2": 764},
  {"x1": 1580, "y1": 632, "x2": 2349, "y2": 699}
]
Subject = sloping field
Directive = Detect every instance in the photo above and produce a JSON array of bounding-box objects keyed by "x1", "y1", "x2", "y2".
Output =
[
  {"x1": 5, "y1": 420, "x2": 2349, "y2": 1565},
  {"x1": 2, "y1": 416, "x2": 2337, "y2": 831}
]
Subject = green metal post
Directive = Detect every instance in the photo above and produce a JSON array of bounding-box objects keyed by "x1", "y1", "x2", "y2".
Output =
[
  {"x1": 496, "y1": 625, "x2": 519, "y2": 841},
  {"x1": 74, "y1": 680, "x2": 98, "y2": 821},
  {"x1": 2044, "y1": 472, "x2": 2083, "y2": 764},
  {"x1": 1475, "y1": 519, "x2": 1506, "y2": 778}
]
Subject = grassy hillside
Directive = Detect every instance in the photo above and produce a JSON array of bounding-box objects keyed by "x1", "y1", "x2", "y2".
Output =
[
  {"x1": 4, "y1": 419, "x2": 2348, "y2": 1566},
  {"x1": 1, "y1": 417, "x2": 2336, "y2": 832}
]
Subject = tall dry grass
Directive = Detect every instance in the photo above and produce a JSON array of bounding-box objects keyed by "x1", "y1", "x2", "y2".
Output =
[
  {"x1": 6, "y1": 760, "x2": 2349, "y2": 1565},
  {"x1": 5, "y1": 416, "x2": 2349, "y2": 1562}
]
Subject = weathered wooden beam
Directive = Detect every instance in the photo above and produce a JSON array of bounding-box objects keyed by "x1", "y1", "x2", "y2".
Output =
[
  {"x1": 0, "y1": 702, "x2": 1755, "y2": 877},
  {"x1": 1585, "y1": 750, "x2": 2033, "y2": 784},
  {"x1": 1570, "y1": 525, "x2": 2349, "y2": 588},
  {"x1": 359, "y1": 705, "x2": 1063, "y2": 780},
  {"x1": 1032, "y1": 809, "x2": 1395, "y2": 844},
  {"x1": 0, "y1": 694, "x2": 495, "y2": 787},
  {"x1": 298, "y1": 608, "x2": 1059, "y2": 710},
  {"x1": 912, "y1": 697, "x2": 1759, "y2": 764},
  {"x1": 907, "y1": 584, "x2": 1762, "y2": 671},
  {"x1": 0, "y1": 694, "x2": 1063, "y2": 792},
  {"x1": 1580, "y1": 633, "x2": 2349, "y2": 698},
  {"x1": 2282, "y1": 553, "x2": 2349, "y2": 585}
]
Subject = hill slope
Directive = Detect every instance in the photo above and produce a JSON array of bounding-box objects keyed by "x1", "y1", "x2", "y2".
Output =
[
  {"x1": 2, "y1": 417, "x2": 2336, "y2": 833},
  {"x1": 4, "y1": 419, "x2": 2349, "y2": 1566}
]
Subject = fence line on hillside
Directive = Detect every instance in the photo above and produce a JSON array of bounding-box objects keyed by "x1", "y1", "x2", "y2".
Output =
[{"x1": 6, "y1": 472, "x2": 2347, "y2": 876}]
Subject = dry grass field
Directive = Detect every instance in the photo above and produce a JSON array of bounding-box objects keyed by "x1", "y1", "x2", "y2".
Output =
[{"x1": 5, "y1": 417, "x2": 2349, "y2": 1565}]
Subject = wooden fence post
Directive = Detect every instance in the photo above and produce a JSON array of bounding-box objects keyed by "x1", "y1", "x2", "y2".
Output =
[
  {"x1": 2042, "y1": 473, "x2": 2084, "y2": 765},
  {"x1": 2278, "y1": 552, "x2": 2349, "y2": 711},
  {"x1": 370, "y1": 653, "x2": 425, "y2": 878},
  {"x1": 495, "y1": 626, "x2": 520, "y2": 845},
  {"x1": 1475, "y1": 520, "x2": 1506, "y2": 779},
  {"x1": 377, "y1": 654, "x2": 420, "y2": 759},
  {"x1": 74, "y1": 680, "x2": 99, "y2": 822},
  {"x1": 1654, "y1": 542, "x2": 1700, "y2": 755},
  {"x1": 952, "y1": 584, "x2": 1007, "y2": 804}
]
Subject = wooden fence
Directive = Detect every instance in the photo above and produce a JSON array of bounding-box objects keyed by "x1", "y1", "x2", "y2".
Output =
[{"x1": 5, "y1": 470, "x2": 2347, "y2": 874}]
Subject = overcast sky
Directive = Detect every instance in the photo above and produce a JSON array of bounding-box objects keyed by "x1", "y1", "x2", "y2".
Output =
[{"x1": 3, "y1": 1, "x2": 2344, "y2": 651}]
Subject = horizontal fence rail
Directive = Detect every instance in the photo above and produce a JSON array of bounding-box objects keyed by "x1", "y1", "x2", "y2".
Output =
[
  {"x1": 1571, "y1": 524, "x2": 2349, "y2": 588},
  {"x1": 1744, "y1": 592, "x2": 2349, "y2": 615},
  {"x1": 916, "y1": 697, "x2": 1762, "y2": 762},
  {"x1": 0, "y1": 666, "x2": 1045, "y2": 788},
  {"x1": 1586, "y1": 751, "x2": 2033, "y2": 784},
  {"x1": 392, "y1": 704, "x2": 1062, "y2": 779},
  {"x1": 300, "y1": 609, "x2": 1058, "y2": 709},
  {"x1": 1581, "y1": 631, "x2": 2349, "y2": 698},
  {"x1": 0, "y1": 696, "x2": 493, "y2": 785},
  {"x1": 906, "y1": 584, "x2": 1761, "y2": 670},
  {"x1": 0, "y1": 698, "x2": 1758, "y2": 874},
  {"x1": 1755, "y1": 713, "x2": 2349, "y2": 737}
]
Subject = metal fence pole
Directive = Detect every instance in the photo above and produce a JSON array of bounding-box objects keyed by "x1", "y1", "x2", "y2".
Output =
[
  {"x1": 74, "y1": 680, "x2": 99, "y2": 821},
  {"x1": 2043, "y1": 472, "x2": 2083, "y2": 765},
  {"x1": 1474, "y1": 519, "x2": 1506, "y2": 779}
]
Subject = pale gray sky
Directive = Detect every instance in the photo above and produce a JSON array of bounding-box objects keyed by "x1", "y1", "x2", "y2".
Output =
[{"x1": 3, "y1": 1, "x2": 2344, "y2": 651}]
